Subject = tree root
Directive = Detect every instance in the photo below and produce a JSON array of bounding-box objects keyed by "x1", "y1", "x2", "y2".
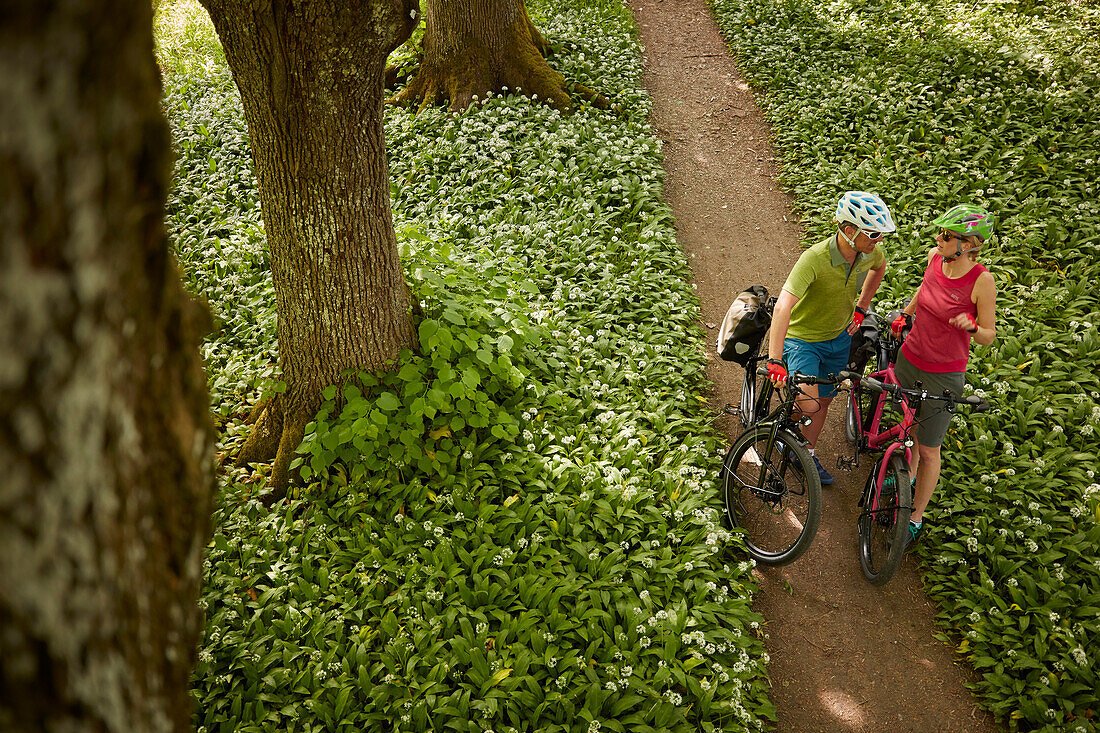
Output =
[
  {"x1": 566, "y1": 81, "x2": 610, "y2": 110},
  {"x1": 234, "y1": 395, "x2": 305, "y2": 506},
  {"x1": 390, "y1": 56, "x2": 609, "y2": 114},
  {"x1": 236, "y1": 396, "x2": 281, "y2": 465},
  {"x1": 267, "y1": 408, "x2": 308, "y2": 506}
]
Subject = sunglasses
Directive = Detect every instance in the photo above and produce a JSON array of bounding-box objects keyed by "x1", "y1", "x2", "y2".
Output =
[
  {"x1": 861, "y1": 230, "x2": 884, "y2": 242},
  {"x1": 939, "y1": 229, "x2": 966, "y2": 243}
]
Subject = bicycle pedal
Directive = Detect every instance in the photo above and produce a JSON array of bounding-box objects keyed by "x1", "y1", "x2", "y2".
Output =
[
  {"x1": 724, "y1": 403, "x2": 739, "y2": 416},
  {"x1": 836, "y1": 457, "x2": 859, "y2": 472}
]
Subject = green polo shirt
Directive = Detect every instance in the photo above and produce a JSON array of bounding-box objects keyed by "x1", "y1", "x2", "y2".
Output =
[{"x1": 782, "y1": 234, "x2": 886, "y2": 342}]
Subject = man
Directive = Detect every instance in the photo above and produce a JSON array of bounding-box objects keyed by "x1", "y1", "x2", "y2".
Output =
[{"x1": 766, "y1": 191, "x2": 895, "y2": 484}]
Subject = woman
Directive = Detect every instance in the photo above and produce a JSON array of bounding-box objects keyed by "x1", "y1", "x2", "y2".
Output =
[{"x1": 890, "y1": 204, "x2": 997, "y2": 549}]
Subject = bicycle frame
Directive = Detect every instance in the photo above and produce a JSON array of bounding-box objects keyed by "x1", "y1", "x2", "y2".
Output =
[
  {"x1": 745, "y1": 375, "x2": 802, "y2": 487},
  {"x1": 735, "y1": 362, "x2": 836, "y2": 491},
  {"x1": 854, "y1": 363, "x2": 916, "y2": 501}
]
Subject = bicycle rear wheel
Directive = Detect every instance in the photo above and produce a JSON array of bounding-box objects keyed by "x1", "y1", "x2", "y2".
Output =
[
  {"x1": 857, "y1": 454, "x2": 912, "y2": 585},
  {"x1": 721, "y1": 425, "x2": 822, "y2": 565},
  {"x1": 738, "y1": 365, "x2": 761, "y2": 428}
]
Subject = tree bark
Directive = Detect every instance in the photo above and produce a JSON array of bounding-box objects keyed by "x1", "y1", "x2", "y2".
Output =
[
  {"x1": 0, "y1": 2, "x2": 215, "y2": 731},
  {"x1": 198, "y1": 0, "x2": 420, "y2": 499},
  {"x1": 391, "y1": 0, "x2": 608, "y2": 112}
]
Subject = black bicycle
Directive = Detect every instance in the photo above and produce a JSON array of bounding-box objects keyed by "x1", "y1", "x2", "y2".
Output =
[{"x1": 721, "y1": 365, "x2": 848, "y2": 565}]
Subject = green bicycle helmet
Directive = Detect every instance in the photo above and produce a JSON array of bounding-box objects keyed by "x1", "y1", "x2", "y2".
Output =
[
  {"x1": 933, "y1": 204, "x2": 994, "y2": 240},
  {"x1": 933, "y1": 204, "x2": 993, "y2": 260}
]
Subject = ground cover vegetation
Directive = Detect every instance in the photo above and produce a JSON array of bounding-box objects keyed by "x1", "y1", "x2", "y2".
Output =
[
  {"x1": 156, "y1": 0, "x2": 775, "y2": 730},
  {"x1": 709, "y1": 0, "x2": 1100, "y2": 729}
]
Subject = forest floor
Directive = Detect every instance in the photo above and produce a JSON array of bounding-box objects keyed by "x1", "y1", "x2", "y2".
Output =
[{"x1": 627, "y1": 0, "x2": 1006, "y2": 730}]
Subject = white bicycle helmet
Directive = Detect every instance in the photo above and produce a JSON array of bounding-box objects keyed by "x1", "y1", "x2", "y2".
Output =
[{"x1": 835, "y1": 191, "x2": 896, "y2": 234}]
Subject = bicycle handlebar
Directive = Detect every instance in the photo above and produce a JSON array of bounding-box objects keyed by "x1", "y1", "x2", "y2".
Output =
[
  {"x1": 859, "y1": 376, "x2": 990, "y2": 412},
  {"x1": 755, "y1": 366, "x2": 856, "y2": 387}
]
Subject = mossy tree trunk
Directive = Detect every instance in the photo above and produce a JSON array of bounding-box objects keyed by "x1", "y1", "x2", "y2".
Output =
[
  {"x1": 392, "y1": 0, "x2": 607, "y2": 112},
  {"x1": 0, "y1": 1, "x2": 215, "y2": 730},
  {"x1": 198, "y1": 0, "x2": 420, "y2": 499}
]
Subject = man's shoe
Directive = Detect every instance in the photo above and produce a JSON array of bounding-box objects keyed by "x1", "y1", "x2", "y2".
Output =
[{"x1": 813, "y1": 455, "x2": 835, "y2": 485}]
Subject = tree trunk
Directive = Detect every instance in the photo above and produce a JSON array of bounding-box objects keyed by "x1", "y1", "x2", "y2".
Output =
[
  {"x1": 0, "y1": 2, "x2": 215, "y2": 731},
  {"x1": 392, "y1": 0, "x2": 608, "y2": 112},
  {"x1": 199, "y1": 0, "x2": 420, "y2": 499}
]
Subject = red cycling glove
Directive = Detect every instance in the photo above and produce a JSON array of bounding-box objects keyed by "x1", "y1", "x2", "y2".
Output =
[
  {"x1": 891, "y1": 313, "x2": 911, "y2": 339},
  {"x1": 851, "y1": 305, "x2": 867, "y2": 330},
  {"x1": 766, "y1": 359, "x2": 787, "y2": 383},
  {"x1": 963, "y1": 314, "x2": 978, "y2": 334}
]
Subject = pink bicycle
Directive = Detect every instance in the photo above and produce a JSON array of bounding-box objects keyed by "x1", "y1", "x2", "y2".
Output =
[{"x1": 843, "y1": 316, "x2": 988, "y2": 584}]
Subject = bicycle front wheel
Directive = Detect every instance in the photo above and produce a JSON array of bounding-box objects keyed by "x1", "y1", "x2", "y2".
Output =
[
  {"x1": 721, "y1": 425, "x2": 822, "y2": 565},
  {"x1": 857, "y1": 454, "x2": 912, "y2": 585},
  {"x1": 844, "y1": 385, "x2": 863, "y2": 445}
]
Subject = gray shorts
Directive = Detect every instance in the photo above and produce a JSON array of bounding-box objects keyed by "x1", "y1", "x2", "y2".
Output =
[{"x1": 893, "y1": 350, "x2": 966, "y2": 448}]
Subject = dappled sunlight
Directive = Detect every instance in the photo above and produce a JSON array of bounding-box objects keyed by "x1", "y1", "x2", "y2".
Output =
[
  {"x1": 818, "y1": 688, "x2": 868, "y2": 729},
  {"x1": 783, "y1": 510, "x2": 805, "y2": 533}
]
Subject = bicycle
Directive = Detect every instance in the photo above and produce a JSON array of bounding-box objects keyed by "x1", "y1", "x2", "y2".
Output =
[
  {"x1": 721, "y1": 365, "x2": 844, "y2": 565},
  {"x1": 843, "y1": 325, "x2": 989, "y2": 584}
]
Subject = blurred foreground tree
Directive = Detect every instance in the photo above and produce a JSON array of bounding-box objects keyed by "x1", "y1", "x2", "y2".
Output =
[
  {"x1": 390, "y1": 0, "x2": 607, "y2": 112},
  {"x1": 0, "y1": 1, "x2": 215, "y2": 730},
  {"x1": 198, "y1": 0, "x2": 420, "y2": 498}
]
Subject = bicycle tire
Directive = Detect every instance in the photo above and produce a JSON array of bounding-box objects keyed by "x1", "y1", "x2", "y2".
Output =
[
  {"x1": 844, "y1": 385, "x2": 863, "y2": 445},
  {"x1": 721, "y1": 425, "x2": 822, "y2": 565},
  {"x1": 738, "y1": 366, "x2": 757, "y2": 428},
  {"x1": 857, "y1": 453, "x2": 912, "y2": 585}
]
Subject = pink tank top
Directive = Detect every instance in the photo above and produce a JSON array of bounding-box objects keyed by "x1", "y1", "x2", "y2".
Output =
[{"x1": 901, "y1": 254, "x2": 986, "y2": 373}]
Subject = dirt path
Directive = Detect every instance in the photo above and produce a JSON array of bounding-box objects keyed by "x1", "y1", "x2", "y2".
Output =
[{"x1": 627, "y1": 1, "x2": 1005, "y2": 730}]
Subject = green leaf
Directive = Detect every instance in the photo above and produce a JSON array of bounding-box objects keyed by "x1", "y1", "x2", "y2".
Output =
[
  {"x1": 380, "y1": 611, "x2": 399, "y2": 639},
  {"x1": 482, "y1": 667, "x2": 512, "y2": 693},
  {"x1": 334, "y1": 686, "x2": 351, "y2": 721},
  {"x1": 376, "y1": 392, "x2": 401, "y2": 411}
]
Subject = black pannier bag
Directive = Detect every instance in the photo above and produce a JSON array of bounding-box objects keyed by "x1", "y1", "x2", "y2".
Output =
[
  {"x1": 847, "y1": 311, "x2": 881, "y2": 373},
  {"x1": 717, "y1": 285, "x2": 772, "y2": 365},
  {"x1": 881, "y1": 306, "x2": 912, "y2": 366},
  {"x1": 848, "y1": 306, "x2": 911, "y2": 373}
]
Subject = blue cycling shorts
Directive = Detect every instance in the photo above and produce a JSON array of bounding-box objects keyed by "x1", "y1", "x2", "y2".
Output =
[{"x1": 783, "y1": 332, "x2": 851, "y2": 399}]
